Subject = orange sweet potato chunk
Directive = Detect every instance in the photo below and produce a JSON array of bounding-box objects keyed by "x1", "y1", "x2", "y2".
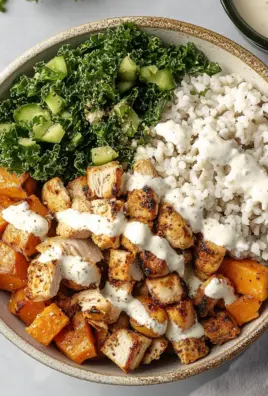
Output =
[
  {"x1": 8, "y1": 288, "x2": 46, "y2": 326},
  {"x1": 0, "y1": 168, "x2": 36, "y2": 199},
  {"x1": 219, "y1": 258, "x2": 268, "y2": 301},
  {"x1": 227, "y1": 295, "x2": 262, "y2": 326},
  {"x1": 0, "y1": 241, "x2": 28, "y2": 291},
  {"x1": 26, "y1": 195, "x2": 49, "y2": 217},
  {"x1": 2, "y1": 223, "x2": 41, "y2": 258},
  {"x1": 26, "y1": 303, "x2": 70, "y2": 346},
  {"x1": 0, "y1": 196, "x2": 15, "y2": 233},
  {"x1": 55, "y1": 312, "x2": 97, "y2": 364}
]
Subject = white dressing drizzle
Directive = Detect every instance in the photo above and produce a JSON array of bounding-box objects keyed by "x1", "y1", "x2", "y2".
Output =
[
  {"x1": 204, "y1": 277, "x2": 237, "y2": 305},
  {"x1": 124, "y1": 173, "x2": 168, "y2": 198},
  {"x1": 183, "y1": 265, "x2": 202, "y2": 298},
  {"x1": 56, "y1": 208, "x2": 127, "y2": 237},
  {"x1": 2, "y1": 201, "x2": 49, "y2": 238},
  {"x1": 166, "y1": 320, "x2": 205, "y2": 342},
  {"x1": 123, "y1": 221, "x2": 185, "y2": 277},
  {"x1": 103, "y1": 282, "x2": 167, "y2": 336}
]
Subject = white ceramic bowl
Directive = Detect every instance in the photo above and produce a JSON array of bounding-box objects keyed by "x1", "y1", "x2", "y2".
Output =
[{"x1": 1, "y1": 16, "x2": 268, "y2": 386}]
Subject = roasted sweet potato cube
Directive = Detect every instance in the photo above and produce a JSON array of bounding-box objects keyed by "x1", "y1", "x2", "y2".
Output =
[
  {"x1": 172, "y1": 337, "x2": 209, "y2": 364},
  {"x1": 166, "y1": 300, "x2": 196, "y2": 331},
  {"x1": 127, "y1": 187, "x2": 159, "y2": 221},
  {"x1": 26, "y1": 303, "x2": 70, "y2": 346},
  {"x1": 194, "y1": 237, "x2": 226, "y2": 275},
  {"x1": 55, "y1": 312, "x2": 97, "y2": 364},
  {"x1": 203, "y1": 310, "x2": 240, "y2": 345},
  {"x1": 87, "y1": 161, "x2": 123, "y2": 198},
  {"x1": 138, "y1": 250, "x2": 169, "y2": 278},
  {"x1": 27, "y1": 195, "x2": 50, "y2": 218},
  {"x1": 42, "y1": 177, "x2": 71, "y2": 213},
  {"x1": 2, "y1": 223, "x2": 41, "y2": 258},
  {"x1": 133, "y1": 160, "x2": 159, "y2": 178},
  {"x1": 157, "y1": 203, "x2": 194, "y2": 249},
  {"x1": 226, "y1": 295, "x2": 262, "y2": 326},
  {"x1": 101, "y1": 329, "x2": 152, "y2": 373},
  {"x1": 67, "y1": 176, "x2": 91, "y2": 201},
  {"x1": 146, "y1": 273, "x2": 186, "y2": 306},
  {"x1": 109, "y1": 249, "x2": 141, "y2": 282},
  {"x1": 0, "y1": 241, "x2": 28, "y2": 291},
  {"x1": 8, "y1": 288, "x2": 46, "y2": 325},
  {"x1": 219, "y1": 258, "x2": 268, "y2": 301},
  {"x1": 142, "y1": 337, "x2": 168, "y2": 364},
  {"x1": 0, "y1": 168, "x2": 36, "y2": 199},
  {"x1": 0, "y1": 196, "x2": 15, "y2": 233}
]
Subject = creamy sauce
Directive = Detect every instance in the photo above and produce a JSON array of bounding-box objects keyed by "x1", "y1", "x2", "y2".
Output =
[
  {"x1": 202, "y1": 218, "x2": 238, "y2": 251},
  {"x1": 38, "y1": 245, "x2": 101, "y2": 287},
  {"x1": 123, "y1": 221, "x2": 185, "y2": 277},
  {"x1": 130, "y1": 260, "x2": 144, "y2": 281},
  {"x1": 124, "y1": 173, "x2": 167, "y2": 198},
  {"x1": 2, "y1": 201, "x2": 49, "y2": 238},
  {"x1": 204, "y1": 277, "x2": 237, "y2": 305},
  {"x1": 56, "y1": 209, "x2": 127, "y2": 237},
  {"x1": 103, "y1": 282, "x2": 167, "y2": 336},
  {"x1": 155, "y1": 120, "x2": 191, "y2": 153},
  {"x1": 234, "y1": 0, "x2": 268, "y2": 38},
  {"x1": 183, "y1": 265, "x2": 202, "y2": 297},
  {"x1": 166, "y1": 320, "x2": 205, "y2": 342}
]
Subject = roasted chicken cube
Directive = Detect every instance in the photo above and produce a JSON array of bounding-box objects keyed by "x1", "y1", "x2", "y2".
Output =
[
  {"x1": 109, "y1": 312, "x2": 130, "y2": 333},
  {"x1": 87, "y1": 161, "x2": 123, "y2": 199},
  {"x1": 2, "y1": 223, "x2": 42, "y2": 258},
  {"x1": 92, "y1": 234, "x2": 120, "y2": 250},
  {"x1": 166, "y1": 300, "x2": 196, "y2": 331},
  {"x1": 194, "y1": 268, "x2": 210, "y2": 281},
  {"x1": 203, "y1": 310, "x2": 240, "y2": 345},
  {"x1": 142, "y1": 337, "x2": 169, "y2": 365},
  {"x1": 109, "y1": 249, "x2": 143, "y2": 282},
  {"x1": 146, "y1": 273, "x2": 186, "y2": 306},
  {"x1": 42, "y1": 177, "x2": 71, "y2": 213},
  {"x1": 172, "y1": 337, "x2": 209, "y2": 364},
  {"x1": 56, "y1": 221, "x2": 91, "y2": 239},
  {"x1": 67, "y1": 176, "x2": 91, "y2": 201},
  {"x1": 74, "y1": 289, "x2": 120, "y2": 324},
  {"x1": 138, "y1": 250, "x2": 169, "y2": 278},
  {"x1": 101, "y1": 329, "x2": 152, "y2": 373},
  {"x1": 71, "y1": 197, "x2": 92, "y2": 212},
  {"x1": 121, "y1": 235, "x2": 139, "y2": 256},
  {"x1": 27, "y1": 258, "x2": 62, "y2": 301},
  {"x1": 133, "y1": 159, "x2": 159, "y2": 178},
  {"x1": 133, "y1": 280, "x2": 149, "y2": 297},
  {"x1": 194, "y1": 274, "x2": 234, "y2": 318},
  {"x1": 157, "y1": 203, "x2": 194, "y2": 249},
  {"x1": 194, "y1": 236, "x2": 226, "y2": 275},
  {"x1": 127, "y1": 187, "x2": 159, "y2": 221},
  {"x1": 54, "y1": 292, "x2": 78, "y2": 318}
]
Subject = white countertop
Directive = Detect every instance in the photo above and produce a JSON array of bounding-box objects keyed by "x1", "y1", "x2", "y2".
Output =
[{"x1": 0, "y1": 1, "x2": 268, "y2": 395}]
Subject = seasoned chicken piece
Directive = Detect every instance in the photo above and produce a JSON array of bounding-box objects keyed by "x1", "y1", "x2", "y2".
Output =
[
  {"x1": 56, "y1": 222, "x2": 91, "y2": 239},
  {"x1": 133, "y1": 159, "x2": 159, "y2": 178},
  {"x1": 90, "y1": 198, "x2": 124, "y2": 218},
  {"x1": 138, "y1": 250, "x2": 169, "y2": 278},
  {"x1": 121, "y1": 235, "x2": 139, "y2": 256},
  {"x1": 54, "y1": 292, "x2": 78, "y2": 318},
  {"x1": 27, "y1": 258, "x2": 62, "y2": 301},
  {"x1": 74, "y1": 289, "x2": 120, "y2": 324},
  {"x1": 67, "y1": 176, "x2": 91, "y2": 201},
  {"x1": 95, "y1": 326, "x2": 110, "y2": 355},
  {"x1": 133, "y1": 280, "x2": 150, "y2": 297},
  {"x1": 2, "y1": 223, "x2": 42, "y2": 259},
  {"x1": 194, "y1": 274, "x2": 233, "y2": 318},
  {"x1": 109, "y1": 312, "x2": 130, "y2": 333},
  {"x1": 42, "y1": 177, "x2": 71, "y2": 213},
  {"x1": 157, "y1": 203, "x2": 194, "y2": 249},
  {"x1": 194, "y1": 268, "x2": 210, "y2": 281},
  {"x1": 172, "y1": 337, "x2": 209, "y2": 364},
  {"x1": 71, "y1": 197, "x2": 92, "y2": 212},
  {"x1": 127, "y1": 187, "x2": 159, "y2": 221},
  {"x1": 194, "y1": 236, "x2": 226, "y2": 275},
  {"x1": 92, "y1": 234, "x2": 120, "y2": 250},
  {"x1": 183, "y1": 249, "x2": 193, "y2": 266},
  {"x1": 166, "y1": 300, "x2": 196, "y2": 331},
  {"x1": 101, "y1": 329, "x2": 152, "y2": 373},
  {"x1": 87, "y1": 161, "x2": 123, "y2": 199},
  {"x1": 146, "y1": 273, "x2": 187, "y2": 306},
  {"x1": 203, "y1": 310, "x2": 240, "y2": 345},
  {"x1": 142, "y1": 337, "x2": 168, "y2": 365},
  {"x1": 109, "y1": 249, "x2": 143, "y2": 282},
  {"x1": 129, "y1": 295, "x2": 168, "y2": 338}
]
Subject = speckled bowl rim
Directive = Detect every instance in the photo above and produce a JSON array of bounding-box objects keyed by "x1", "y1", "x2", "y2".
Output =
[{"x1": 1, "y1": 16, "x2": 268, "y2": 386}]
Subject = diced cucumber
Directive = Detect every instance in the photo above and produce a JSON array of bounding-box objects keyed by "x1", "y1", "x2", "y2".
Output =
[
  {"x1": 46, "y1": 56, "x2": 68, "y2": 78},
  {"x1": 71, "y1": 133, "x2": 82, "y2": 147},
  {"x1": 140, "y1": 65, "x2": 158, "y2": 82},
  {"x1": 0, "y1": 123, "x2": 13, "y2": 133},
  {"x1": 91, "y1": 146, "x2": 118, "y2": 166},
  {"x1": 118, "y1": 56, "x2": 138, "y2": 82},
  {"x1": 114, "y1": 101, "x2": 140, "y2": 136},
  {"x1": 33, "y1": 119, "x2": 52, "y2": 140},
  {"x1": 153, "y1": 69, "x2": 176, "y2": 91},
  {"x1": 118, "y1": 81, "x2": 135, "y2": 94},
  {"x1": 14, "y1": 104, "x2": 47, "y2": 124},
  {"x1": 140, "y1": 66, "x2": 176, "y2": 91},
  {"x1": 39, "y1": 123, "x2": 65, "y2": 143},
  {"x1": 45, "y1": 90, "x2": 65, "y2": 115},
  {"x1": 18, "y1": 138, "x2": 37, "y2": 147},
  {"x1": 60, "y1": 111, "x2": 72, "y2": 120}
]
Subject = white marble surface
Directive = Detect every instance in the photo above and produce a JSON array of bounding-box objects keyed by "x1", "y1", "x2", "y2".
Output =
[{"x1": 0, "y1": 0, "x2": 268, "y2": 395}]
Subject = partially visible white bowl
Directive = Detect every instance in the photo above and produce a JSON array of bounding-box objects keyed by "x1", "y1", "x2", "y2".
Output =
[{"x1": 1, "y1": 16, "x2": 268, "y2": 386}]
